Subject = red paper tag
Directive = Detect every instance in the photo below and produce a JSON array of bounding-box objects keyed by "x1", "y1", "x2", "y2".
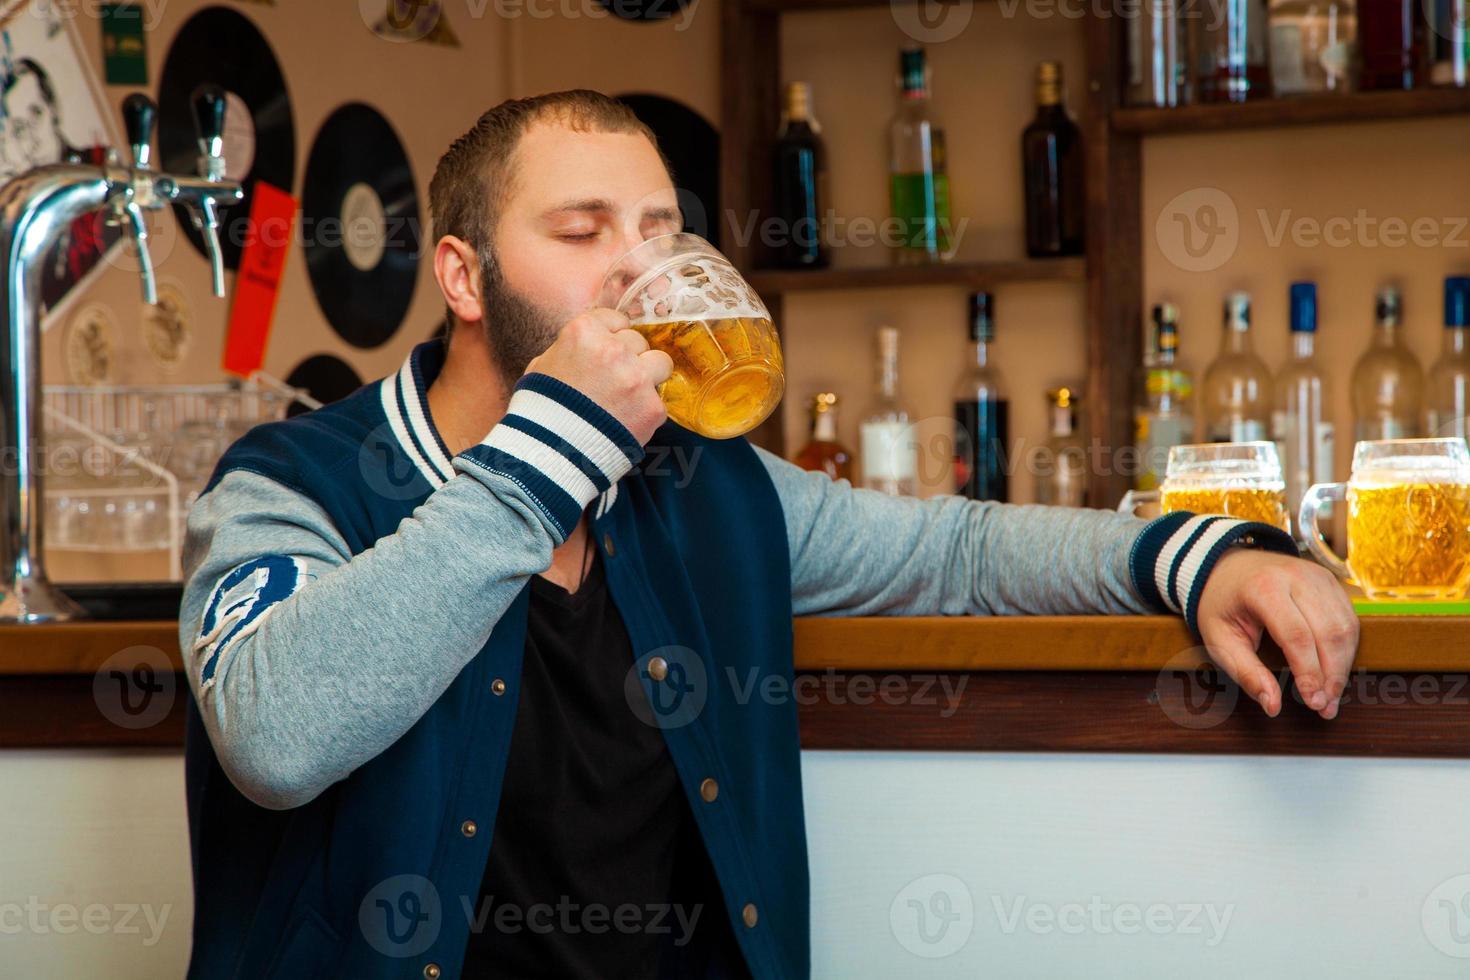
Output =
[{"x1": 222, "y1": 181, "x2": 297, "y2": 377}]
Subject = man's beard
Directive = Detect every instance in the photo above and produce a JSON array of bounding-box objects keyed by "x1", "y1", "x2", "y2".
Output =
[{"x1": 477, "y1": 251, "x2": 563, "y2": 391}]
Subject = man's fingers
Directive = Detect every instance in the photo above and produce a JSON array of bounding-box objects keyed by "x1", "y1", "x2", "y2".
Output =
[
  {"x1": 583, "y1": 307, "x2": 632, "y2": 332},
  {"x1": 639, "y1": 349, "x2": 674, "y2": 386},
  {"x1": 1254, "y1": 585, "x2": 1330, "y2": 712},
  {"x1": 1303, "y1": 575, "x2": 1360, "y2": 719},
  {"x1": 1203, "y1": 630, "x2": 1282, "y2": 717},
  {"x1": 613, "y1": 326, "x2": 650, "y2": 356}
]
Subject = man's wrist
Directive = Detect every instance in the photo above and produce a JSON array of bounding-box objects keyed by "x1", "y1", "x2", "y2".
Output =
[
  {"x1": 1129, "y1": 512, "x2": 1300, "y2": 637},
  {"x1": 455, "y1": 373, "x2": 644, "y2": 540}
]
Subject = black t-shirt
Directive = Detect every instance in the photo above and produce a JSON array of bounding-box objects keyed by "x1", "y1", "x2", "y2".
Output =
[{"x1": 460, "y1": 546, "x2": 747, "y2": 979}]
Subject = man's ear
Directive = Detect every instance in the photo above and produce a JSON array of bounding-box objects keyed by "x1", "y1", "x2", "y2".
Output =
[{"x1": 433, "y1": 236, "x2": 483, "y2": 326}]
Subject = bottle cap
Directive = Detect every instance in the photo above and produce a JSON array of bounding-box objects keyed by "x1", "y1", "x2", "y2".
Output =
[
  {"x1": 1223, "y1": 291, "x2": 1251, "y2": 331},
  {"x1": 1047, "y1": 386, "x2": 1078, "y2": 409},
  {"x1": 1446, "y1": 276, "x2": 1470, "y2": 328},
  {"x1": 899, "y1": 47, "x2": 927, "y2": 95},
  {"x1": 811, "y1": 391, "x2": 837, "y2": 414},
  {"x1": 1289, "y1": 282, "x2": 1317, "y2": 333},
  {"x1": 1036, "y1": 61, "x2": 1063, "y2": 106},
  {"x1": 969, "y1": 291, "x2": 995, "y2": 342},
  {"x1": 783, "y1": 82, "x2": 811, "y2": 120},
  {"x1": 1376, "y1": 285, "x2": 1403, "y2": 327}
]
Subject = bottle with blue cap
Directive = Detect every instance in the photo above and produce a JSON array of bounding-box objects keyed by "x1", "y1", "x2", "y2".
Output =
[
  {"x1": 1427, "y1": 276, "x2": 1470, "y2": 440},
  {"x1": 1272, "y1": 281, "x2": 1334, "y2": 542},
  {"x1": 1351, "y1": 284, "x2": 1423, "y2": 440}
]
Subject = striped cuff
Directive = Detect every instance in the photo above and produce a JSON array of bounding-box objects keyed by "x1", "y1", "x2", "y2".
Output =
[
  {"x1": 1128, "y1": 512, "x2": 1299, "y2": 637},
  {"x1": 456, "y1": 373, "x2": 644, "y2": 540}
]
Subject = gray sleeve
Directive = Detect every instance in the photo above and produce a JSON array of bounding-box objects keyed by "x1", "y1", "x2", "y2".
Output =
[
  {"x1": 754, "y1": 445, "x2": 1155, "y2": 617},
  {"x1": 179, "y1": 374, "x2": 643, "y2": 811},
  {"x1": 178, "y1": 466, "x2": 556, "y2": 811}
]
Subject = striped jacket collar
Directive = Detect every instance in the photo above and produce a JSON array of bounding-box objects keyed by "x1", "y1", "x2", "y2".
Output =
[{"x1": 379, "y1": 337, "x2": 620, "y2": 517}]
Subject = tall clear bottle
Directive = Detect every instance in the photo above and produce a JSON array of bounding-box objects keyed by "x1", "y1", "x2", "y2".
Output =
[
  {"x1": 1036, "y1": 386, "x2": 1088, "y2": 507},
  {"x1": 1352, "y1": 285, "x2": 1423, "y2": 440},
  {"x1": 1202, "y1": 292, "x2": 1272, "y2": 442},
  {"x1": 1427, "y1": 276, "x2": 1470, "y2": 438},
  {"x1": 860, "y1": 326, "x2": 917, "y2": 496},
  {"x1": 889, "y1": 47, "x2": 952, "y2": 266},
  {"x1": 1135, "y1": 303, "x2": 1195, "y2": 490},
  {"x1": 953, "y1": 292, "x2": 1010, "y2": 501},
  {"x1": 1272, "y1": 282, "x2": 1333, "y2": 539}
]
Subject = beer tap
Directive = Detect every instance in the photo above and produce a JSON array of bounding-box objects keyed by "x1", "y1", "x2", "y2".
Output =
[{"x1": 0, "y1": 87, "x2": 244, "y2": 623}]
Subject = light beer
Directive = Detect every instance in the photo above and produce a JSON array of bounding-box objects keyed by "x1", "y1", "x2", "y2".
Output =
[
  {"x1": 1160, "y1": 486, "x2": 1290, "y2": 531},
  {"x1": 635, "y1": 316, "x2": 784, "y2": 440},
  {"x1": 1346, "y1": 479, "x2": 1470, "y2": 597}
]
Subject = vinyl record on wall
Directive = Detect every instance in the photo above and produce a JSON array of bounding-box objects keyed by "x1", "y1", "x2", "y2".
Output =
[
  {"x1": 157, "y1": 6, "x2": 296, "y2": 270},
  {"x1": 301, "y1": 102, "x2": 422, "y2": 349},
  {"x1": 616, "y1": 94, "x2": 720, "y2": 249},
  {"x1": 283, "y1": 354, "x2": 363, "y2": 418}
]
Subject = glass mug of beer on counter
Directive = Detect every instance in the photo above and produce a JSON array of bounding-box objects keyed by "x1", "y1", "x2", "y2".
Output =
[
  {"x1": 1299, "y1": 438, "x2": 1470, "y2": 600},
  {"x1": 1117, "y1": 442, "x2": 1291, "y2": 532},
  {"x1": 599, "y1": 233, "x2": 784, "y2": 439}
]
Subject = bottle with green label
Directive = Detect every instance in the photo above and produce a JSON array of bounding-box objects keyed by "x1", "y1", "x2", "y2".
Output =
[{"x1": 888, "y1": 46, "x2": 951, "y2": 265}]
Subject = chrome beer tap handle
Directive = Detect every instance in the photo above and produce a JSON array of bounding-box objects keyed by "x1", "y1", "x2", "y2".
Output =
[
  {"x1": 168, "y1": 84, "x2": 241, "y2": 298},
  {"x1": 118, "y1": 94, "x2": 160, "y2": 304}
]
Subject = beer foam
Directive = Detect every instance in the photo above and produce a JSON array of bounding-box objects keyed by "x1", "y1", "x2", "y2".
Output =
[
  {"x1": 623, "y1": 256, "x2": 768, "y2": 324},
  {"x1": 1353, "y1": 459, "x2": 1470, "y2": 488}
]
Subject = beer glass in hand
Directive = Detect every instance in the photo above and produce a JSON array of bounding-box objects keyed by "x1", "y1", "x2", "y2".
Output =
[
  {"x1": 599, "y1": 233, "x2": 784, "y2": 440},
  {"x1": 1300, "y1": 437, "x2": 1470, "y2": 600},
  {"x1": 1118, "y1": 441, "x2": 1291, "y2": 532}
]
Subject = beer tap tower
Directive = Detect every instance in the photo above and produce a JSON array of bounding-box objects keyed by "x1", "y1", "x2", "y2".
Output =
[{"x1": 0, "y1": 86, "x2": 243, "y2": 623}]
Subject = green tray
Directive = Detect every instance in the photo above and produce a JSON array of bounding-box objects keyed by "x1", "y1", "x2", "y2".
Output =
[{"x1": 1351, "y1": 597, "x2": 1470, "y2": 616}]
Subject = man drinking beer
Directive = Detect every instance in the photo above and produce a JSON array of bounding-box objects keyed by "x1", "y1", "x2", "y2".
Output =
[{"x1": 178, "y1": 90, "x2": 1359, "y2": 979}]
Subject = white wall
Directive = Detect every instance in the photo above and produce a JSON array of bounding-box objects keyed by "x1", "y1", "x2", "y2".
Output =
[{"x1": 7, "y1": 748, "x2": 1470, "y2": 977}]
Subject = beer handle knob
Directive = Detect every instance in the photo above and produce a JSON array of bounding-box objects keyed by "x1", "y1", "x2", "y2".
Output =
[
  {"x1": 191, "y1": 83, "x2": 227, "y2": 181},
  {"x1": 122, "y1": 93, "x2": 156, "y2": 170},
  {"x1": 1298, "y1": 482, "x2": 1349, "y2": 579}
]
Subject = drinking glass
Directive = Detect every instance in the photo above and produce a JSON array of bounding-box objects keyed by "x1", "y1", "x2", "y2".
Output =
[
  {"x1": 1300, "y1": 437, "x2": 1470, "y2": 599},
  {"x1": 598, "y1": 233, "x2": 784, "y2": 440},
  {"x1": 1118, "y1": 441, "x2": 1290, "y2": 531}
]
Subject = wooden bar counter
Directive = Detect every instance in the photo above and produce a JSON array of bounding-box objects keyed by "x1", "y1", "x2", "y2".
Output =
[{"x1": 2, "y1": 616, "x2": 1468, "y2": 756}]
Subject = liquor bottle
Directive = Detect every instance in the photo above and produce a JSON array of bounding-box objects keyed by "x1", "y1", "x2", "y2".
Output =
[
  {"x1": 889, "y1": 47, "x2": 951, "y2": 266},
  {"x1": 860, "y1": 327, "x2": 917, "y2": 496},
  {"x1": 1358, "y1": 0, "x2": 1428, "y2": 89},
  {"x1": 954, "y1": 292, "x2": 1010, "y2": 501},
  {"x1": 1022, "y1": 61, "x2": 1084, "y2": 258},
  {"x1": 1429, "y1": 0, "x2": 1469, "y2": 86},
  {"x1": 1352, "y1": 285, "x2": 1423, "y2": 439},
  {"x1": 1427, "y1": 276, "x2": 1470, "y2": 438},
  {"x1": 773, "y1": 82, "x2": 829, "y2": 269},
  {"x1": 1135, "y1": 303, "x2": 1195, "y2": 491},
  {"x1": 794, "y1": 392, "x2": 853, "y2": 481},
  {"x1": 1202, "y1": 292, "x2": 1272, "y2": 442},
  {"x1": 1272, "y1": 282, "x2": 1333, "y2": 538},
  {"x1": 1036, "y1": 386, "x2": 1088, "y2": 507},
  {"x1": 1126, "y1": 0, "x2": 1190, "y2": 106},
  {"x1": 1267, "y1": 0, "x2": 1357, "y2": 94},
  {"x1": 1193, "y1": 0, "x2": 1273, "y2": 101}
]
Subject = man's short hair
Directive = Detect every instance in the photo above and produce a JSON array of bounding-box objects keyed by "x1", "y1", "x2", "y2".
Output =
[{"x1": 428, "y1": 90, "x2": 669, "y2": 332}]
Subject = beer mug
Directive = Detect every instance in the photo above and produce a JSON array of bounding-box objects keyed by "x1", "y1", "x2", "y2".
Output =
[
  {"x1": 1300, "y1": 437, "x2": 1470, "y2": 599},
  {"x1": 1117, "y1": 441, "x2": 1291, "y2": 532},
  {"x1": 599, "y1": 233, "x2": 784, "y2": 440}
]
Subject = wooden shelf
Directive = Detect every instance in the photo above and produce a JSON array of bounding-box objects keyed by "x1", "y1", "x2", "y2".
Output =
[
  {"x1": 746, "y1": 256, "x2": 1084, "y2": 295},
  {"x1": 744, "y1": 0, "x2": 965, "y2": 11},
  {"x1": 1113, "y1": 87, "x2": 1470, "y2": 136}
]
